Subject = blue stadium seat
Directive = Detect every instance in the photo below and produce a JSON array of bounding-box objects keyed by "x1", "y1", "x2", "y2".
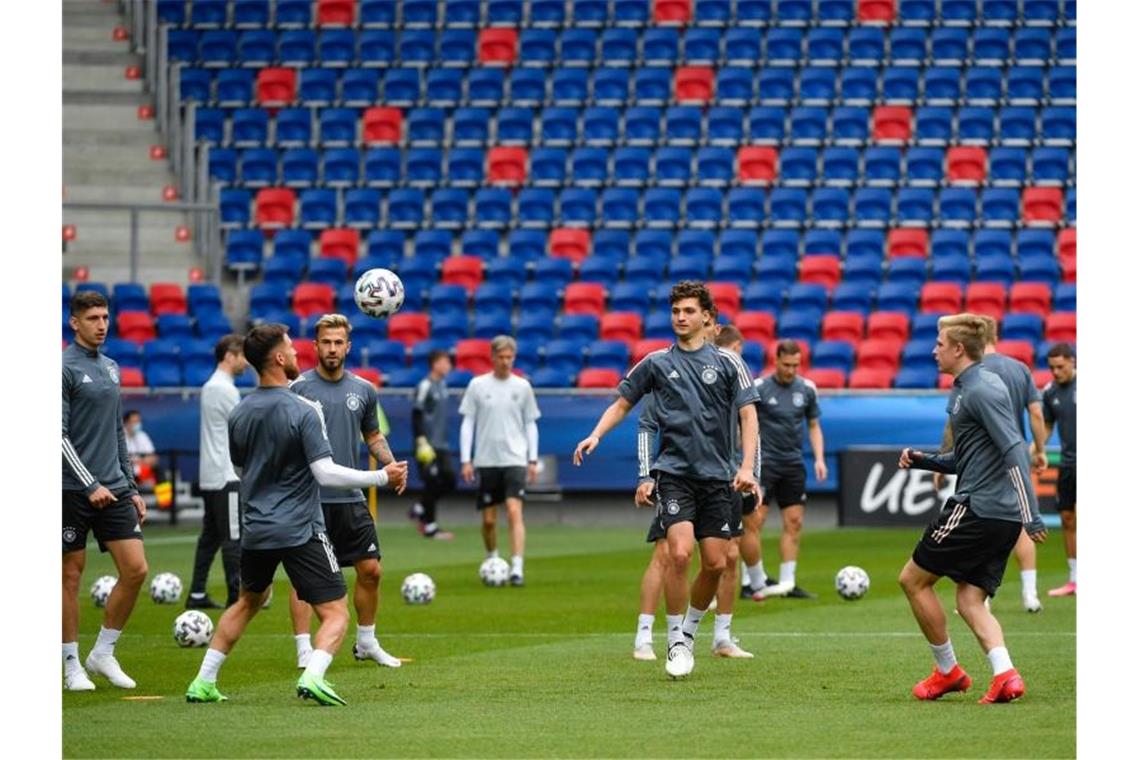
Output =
[
  {"x1": 883, "y1": 66, "x2": 920, "y2": 102},
  {"x1": 876, "y1": 283, "x2": 918, "y2": 316},
  {"x1": 711, "y1": 253, "x2": 753, "y2": 287},
  {"x1": 387, "y1": 188, "x2": 426, "y2": 230},
  {"x1": 726, "y1": 188, "x2": 767, "y2": 227},
  {"x1": 931, "y1": 255, "x2": 971, "y2": 287},
  {"x1": 905, "y1": 148, "x2": 943, "y2": 187},
  {"x1": 277, "y1": 30, "x2": 316, "y2": 66},
  {"x1": 355, "y1": 30, "x2": 396, "y2": 64},
  {"x1": 469, "y1": 70, "x2": 508, "y2": 107},
  {"x1": 543, "y1": 339, "x2": 586, "y2": 375},
  {"x1": 593, "y1": 230, "x2": 630, "y2": 260},
  {"x1": 757, "y1": 67, "x2": 796, "y2": 105},
  {"x1": 552, "y1": 68, "x2": 590, "y2": 107},
  {"x1": 901, "y1": 339, "x2": 937, "y2": 372},
  {"x1": 625, "y1": 107, "x2": 662, "y2": 145},
  {"x1": 685, "y1": 28, "x2": 722, "y2": 63},
  {"x1": 474, "y1": 188, "x2": 513, "y2": 229},
  {"x1": 981, "y1": 0, "x2": 1018, "y2": 24},
  {"x1": 709, "y1": 68, "x2": 749, "y2": 106},
  {"x1": 643, "y1": 28, "x2": 680, "y2": 65},
  {"x1": 941, "y1": 0, "x2": 978, "y2": 25},
  {"x1": 324, "y1": 148, "x2": 362, "y2": 187},
  {"x1": 578, "y1": 106, "x2": 616, "y2": 147},
  {"x1": 634, "y1": 67, "x2": 671, "y2": 105},
  {"x1": 103, "y1": 336, "x2": 142, "y2": 370},
  {"x1": 975, "y1": 256, "x2": 1016, "y2": 288},
  {"x1": 724, "y1": 27, "x2": 761, "y2": 63},
  {"x1": 1008, "y1": 66, "x2": 1046, "y2": 104},
  {"x1": 571, "y1": 147, "x2": 608, "y2": 186},
  {"x1": 540, "y1": 107, "x2": 577, "y2": 147},
  {"x1": 143, "y1": 340, "x2": 183, "y2": 387},
  {"x1": 923, "y1": 67, "x2": 961, "y2": 104},
  {"x1": 863, "y1": 147, "x2": 901, "y2": 186},
  {"x1": 831, "y1": 106, "x2": 870, "y2": 145},
  {"x1": 643, "y1": 188, "x2": 682, "y2": 228},
  {"x1": 179, "y1": 68, "x2": 212, "y2": 103},
  {"x1": 425, "y1": 69, "x2": 462, "y2": 107},
  {"x1": 399, "y1": 30, "x2": 435, "y2": 65},
  {"x1": 625, "y1": 252, "x2": 669, "y2": 289},
  {"x1": 443, "y1": 0, "x2": 481, "y2": 27},
  {"x1": 973, "y1": 27, "x2": 1011, "y2": 63},
  {"x1": 1066, "y1": 187, "x2": 1076, "y2": 222},
  {"x1": 219, "y1": 189, "x2": 252, "y2": 228},
  {"x1": 854, "y1": 188, "x2": 892, "y2": 227},
  {"x1": 841, "y1": 255, "x2": 882, "y2": 287},
  {"x1": 1049, "y1": 66, "x2": 1076, "y2": 104},
  {"x1": 746, "y1": 107, "x2": 784, "y2": 144},
  {"x1": 278, "y1": 148, "x2": 316, "y2": 187},
  {"x1": 1012, "y1": 28, "x2": 1051, "y2": 62},
  {"x1": 1055, "y1": 283, "x2": 1076, "y2": 313},
  {"x1": 1019, "y1": 256, "x2": 1060, "y2": 287},
  {"x1": 846, "y1": 229, "x2": 885, "y2": 260},
  {"x1": 559, "y1": 188, "x2": 598, "y2": 227},
  {"x1": 959, "y1": 105, "x2": 997, "y2": 144},
  {"x1": 807, "y1": 28, "x2": 844, "y2": 63},
  {"x1": 231, "y1": 107, "x2": 269, "y2": 146},
  {"x1": 840, "y1": 67, "x2": 877, "y2": 103},
  {"x1": 980, "y1": 188, "x2": 1020, "y2": 227},
  {"x1": 429, "y1": 312, "x2": 469, "y2": 344},
  {"x1": 697, "y1": 147, "x2": 734, "y2": 187},
  {"x1": 460, "y1": 230, "x2": 499, "y2": 261},
  {"x1": 559, "y1": 314, "x2": 600, "y2": 342},
  {"x1": 473, "y1": 283, "x2": 515, "y2": 317},
  {"x1": 975, "y1": 229, "x2": 1013, "y2": 260},
  {"x1": 655, "y1": 147, "x2": 692, "y2": 186},
  {"x1": 343, "y1": 189, "x2": 382, "y2": 230},
  {"x1": 995, "y1": 107, "x2": 1035, "y2": 146},
  {"x1": 743, "y1": 282, "x2": 786, "y2": 314},
  {"x1": 593, "y1": 67, "x2": 630, "y2": 105},
  {"x1": 778, "y1": 309, "x2": 822, "y2": 343},
  {"x1": 506, "y1": 230, "x2": 545, "y2": 262},
  {"x1": 634, "y1": 232, "x2": 673, "y2": 261},
  {"x1": 990, "y1": 147, "x2": 1027, "y2": 185},
  {"x1": 406, "y1": 148, "x2": 443, "y2": 186},
  {"x1": 1057, "y1": 27, "x2": 1076, "y2": 62},
  {"x1": 429, "y1": 188, "x2": 471, "y2": 229},
  {"x1": 297, "y1": 188, "x2": 335, "y2": 228},
  {"x1": 832, "y1": 283, "x2": 873, "y2": 315},
  {"x1": 821, "y1": 147, "x2": 859, "y2": 186},
  {"x1": 909, "y1": 314, "x2": 944, "y2": 344},
  {"x1": 895, "y1": 367, "x2": 938, "y2": 389},
  {"x1": 519, "y1": 29, "x2": 557, "y2": 66},
  {"x1": 889, "y1": 28, "x2": 926, "y2": 62},
  {"x1": 207, "y1": 148, "x2": 237, "y2": 184},
  {"x1": 813, "y1": 341, "x2": 855, "y2": 372},
  {"x1": 428, "y1": 284, "x2": 469, "y2": 318},
  {"x1": 757, "y1": 248, "x2": 798, "y2": 282},
  {"x1": 601, "y1": 188, "x2": 639, "y2": 228},
  {"x1": 914, "y1": 107, "x2": 953, "y2": 145},
  {"x1": 308, "y1": 258, "x2": 348, "y2": 288},
  {"x1": 585, "y1": 339, "x2": 631, "y2": 373},
  {"x1": 1031, "y1": 148, "x2": 1070, "y2": 184},
  {"x1": 167, "y1": 30, "x2": 199, "y2": 64},
  {"x1": 1001, "y1": 314, "x2": 1044, "y2": 343},
  {"x1": 341, "y1": 68, "x2": 380, "y2": 105},
  {"x1": 380, "y1": 68, "x2": 419, "y2": 106},
  {"x1": 361, "y1": 148, "x2": 399, "y2": 187},
  {"x1": 576, "y1": 256, "x2": 619, "y2": 289},
  {"x1": 669, "y1": 254, "x2": 712, "y2": 282},
  {"x1": 848, "y1": 27, "x2": 884, "y2": 62},
  {"x1": 1042, "y1": 108, "x2": 1076, "y2": 146},
  {"x1": 886, "y1": 257, "x2": 928, "y2": 288},
  {"x1": 803, "y1": 229, "x2": 842, "y2": 256},
  {"x1": 517, "y1": 188, "x2": 556, "y2": 228},
  {"x1": 766, "y1": 28, "x2": 803, "y2": 63},
  {"x1": 316, "y1": 108, "x2": 356, "y2": 146},
  {"x1": 897, "y1": 188, "x2": 934, "y2": 225},
  {"x1": 939, "y1": 188, "x2": 977, "y2": 227},
  {"x1": 780, "y1": 148, "x2": 818, "y2": 186},
  {"x1": 564, "y1": 28, "x2": 601, "y2": 66},
  {"x1": 790, "y1": 106, "x2": 829, "y2": 144},
  {"x1": 199, "y1": 31, "x2": 238, "y2": 67},
  {"x1": 452, "y1": 109, "x2": 490, "y2": 146},
  {"x1": 665, "y1": 107, "x2": 702, "y2": 146},
  {"x1": 640, "y1": 312, "x2": 672, "y2": 339},
  {"x1": 614, "y1": 0, "x2": 650, "y2": 25},
  {"x1": 788, "y1": 283, "x2": 829, "y2": 313},
  {"x1": 811, "y1": 188, "x2": 850, "y2": 226},
  {"x1": 530, "y1": 148, "x2": 567, "y2": 187},
  {"x1": 930, "y1": 229, "x2": 969, "y2": 260},
  {"x1": 1026, "y1": 0, "x2": 1062, "y2": 23},
  {"x1": 112, "y1": 283, "x2": 149, "y2": 314},
  {"x1": 965, "y1": 67, "x2": 1003, "y2": 105},
  {"x1": 235, "y1": 31, "x2": 275, "y2": 67}
]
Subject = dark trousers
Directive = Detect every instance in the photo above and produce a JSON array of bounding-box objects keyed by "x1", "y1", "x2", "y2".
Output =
[
  {"x1": 190, "y1": 482, "x2": 241, "y2": 604},
  {"x1": 417, "y1": 451, "x2": 456, "y2": 524}
]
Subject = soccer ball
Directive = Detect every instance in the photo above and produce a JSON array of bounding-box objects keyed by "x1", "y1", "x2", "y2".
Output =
[
  {"x1": 479, "y1": 557, "x2": 510, "y2": 587},
  {"x1": 90, "y1": 575, "x2": 117, "y2": 608},
  {"x1": 835, "y1": 566, "x2": 870, "y2": 601},
  {"x1": 173, "y1": 610, "x2": 214, "y2": 648},
  {"x1": 354, "y1": 268, "x2": 405, "y2": 318},
  {"x1": 149, "y1": 572, "x2": 183, "y2": 604},
  {"x1": 401, "y1": 572, "x2": 436, "y2": 605}
]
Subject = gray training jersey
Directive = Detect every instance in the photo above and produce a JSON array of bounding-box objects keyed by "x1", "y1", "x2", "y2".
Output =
[
  {"x1": 228, "y1": 386, "x2": 333, "y2": 550},
  {"x1": 62, "y1": 343, "x2": 136, "y2": 496},
  {"x1": 413, "y1": 376, "x2": 450, "y2": 451},
  {"x1": 981, "y1": 352, "x2": 1041, "y2": 440},
  {"x1": 290, "y1": 370, "x2": 380, "y2": 504},
  {"x1": 753, "y1": 374, "x2": 821, "y2": 466},
  {"x1": 620, "y1": 342, "x2": 758, "y2": 482},
  {"x1": 1042, "y1": 376, "x2": 1076, "y2": 466}
]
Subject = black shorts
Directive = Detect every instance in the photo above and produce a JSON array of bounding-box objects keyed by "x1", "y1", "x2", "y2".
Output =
[
  {"x1": 62, "y1": 489, "x2": 143, "y2": 554},
  {"x1": 911, "y1": 499, "x2": 1022, "y2": 598},
  {"x1": 201, "y1": 482, "x2": 242, "y2": 543},
  {"x1": 321, "y1": 501, "x2": 381, "y2": 566},
  {"x1": 729, "y1": 492, "x2": 745, "y2": 537},
  {"x1": 649, "y1": 471, "x2": 735, "y2": 542},
  {"x1": 476, "y1": 466, "x2": 527, "y2": 509},
  {"x1": 760, "y1": 462, "x2": 807, "y2": 509},
  {"x1": 240, "y1": 532, "x2": 346, "y2": 605},
  {"x1": 1056, "y1": 466, "x2": 1076, "y2": 511},
  {"x1": 741, "y1": 491, "x2": 758, "y2": 517}
]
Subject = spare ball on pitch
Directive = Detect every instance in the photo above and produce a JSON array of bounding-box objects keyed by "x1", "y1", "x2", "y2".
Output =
[
  {"x1": 402, "y1": 572, "x2": 436, "y2": 605},
  {"x1": 150, "y1": 572, "x2": 183, "y2": 604},
  {"x1": 173, "y1": 610, "x2": 214, "y2": 648},
  {"x1": 90, "y1": 575, "x2": 117, "y2": 608},
  {"x1": 479, "y1": 557, "x2": 510, "y2": 587},
  {"x1": 835, "y1": 566, "x2": 870, "y2": 601},
  {"x1": 354, "y1": 267, "x2": 405, "y2": 318}
]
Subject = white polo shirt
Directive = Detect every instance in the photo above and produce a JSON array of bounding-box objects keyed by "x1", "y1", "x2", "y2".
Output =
[
  {"x1": 459, "y1": 373, "x2": 541, "y2": 468},
  {"x1": 199, "y1": 368, "x2": 240, "y2": 490}
]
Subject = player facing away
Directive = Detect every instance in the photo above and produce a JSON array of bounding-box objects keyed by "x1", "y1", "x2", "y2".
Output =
[
  {"x1": 575, "y1": 281, "x2": 759, "y2": 678},
  {"x1": 746, "y1": 340, "x2": 826, "y2": 600},
  {"x1": 62, "y1": 290, "x2": 149, "y2": 691},
  {"x1": 459, "y1": 336, "x2": 541, "y2": 586},
  {"x1": 408, "y1": 349, "x2": 457, "y2": 540},
  {"x1": 185, "y1": 324, "x2": 408, "y2": 706},
  {"x1": 1042, "y1": 342, "x2": 1077, "y2": 598},
  {"x1": 897, "y1": 314, "x2": 1047, "y2": 704},
  {"x1": 189, "y1": 334, "x2": 247, "y2": 609},
  {"x1": 287, "y1": 314, "x2": 406, "y2": 669}
]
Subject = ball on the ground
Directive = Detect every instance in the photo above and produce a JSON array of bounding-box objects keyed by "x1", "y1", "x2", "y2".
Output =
[
  {"x1": 835, "y1": 566, "x2": 870, "y2": 601},
  {"x1": 149, "y1": 572, "x2": 183, "y2": 604},
  {"x1": 90, "y1": 575, "x2": 117, "y2": 608},
  {"x1": 479, "y1": 557, "x2": 511, "y2": 587},
  {"x1": 354, "y1": 267, "x2": 405, "y2": 318},
  {"x1": 173, "y1": 610, "x2": 214, "y2": 647},
  {"x1": 402, "y1": 572, "x2": 436, "y2": 604}
]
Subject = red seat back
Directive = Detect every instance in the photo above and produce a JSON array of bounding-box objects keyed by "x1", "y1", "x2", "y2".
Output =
[
  {"x1": 655, "y1": 0, "x2": 693, "y2": 23},
  {"x1": 487, "y1": 147, "x2": 529, "y2": 186},
  {"x1": 995, "y1": 340, "x2": 1034, "y2": 367},
  {"x1": 549, "y1": 228, "x2": 591, "y2": 262},
  {"x1": 632, "y1": 338, "x2": 672, "y2": 364},
  {"x1": 1008, "y1": 283, "x2": 1052, "y2": 318},
  {"x1": 455, "y1": 339, "x2": 493, "y2": 374},
  {"x1": 888, "y1": 228, "x2": 929, "y2": 257},
  {"x1": 292, "y1": 283, "x2": 334, "y2": 318},
  {"x1": 821, "y1": 311, "x2": 864, "y2": 344},
  {"x1": 363, "y1": 107, "x2": 403, "y2": 144},
  {"x1": 920, "y1": 282, "x2": 963, "y2": 314},
  {"x1": 350, "y1": 367, "x2": 382, "y2": 388},
  {"x1": 1022, "y1": 187, "x2": 1063, "y2": 223},
  {"x1": 737, "y1": 146, "x2": 777, "y2": 184},
  {"x1": 849, "y1": 367, "x2": 895, "y2": 389},
  {"x1": 804, "y1": 368, "x2": 846, "y2": 389},
  {"x1": 858, "y1": 0, "x2": 897, "y2": 22},
  {"x1": 600, "y1": 312, "x2": 643, "y2": 344},
  {"x1": 706, "y1": 282, "x2": 742, "y2": 320},
  {"x1": 564, "y1": 282, "x2": 606, "y2": 316},
  {"x1": 294, "y1": 339, "x2": 318, "y2": 371},
  {"x1": 965, "y1": 283, "x2": 1007, "y2": 320},
  {"x1": 873, "y1": 106, "x2": 913, "y2": 142},
  {"x1": 856, "y1": 339, "x2": 901, "y2": 371},
  {"x1": 441, "y1": 256, "x2": 485, "y2": 292},
  {"x1": 119, "y1": 366, "x2": 145, "y2": 387},
  {"x1": 117, "y1": 311, "x2": 156, "y2": 343},
  {"x1": 256, "y1": 67, "x2": 296, "y2": 105},
  {"x1": 866, "y1": 312, "x2": 910, "y2": 344},
  {"x1": 577, "y1": 368, "x2": 621, "y2": 389},
  {"x1": 478, "y1": 29, "x2": 518, "y2": 64},
  {"x1": 1045, "y1": 312, "x2": 1077, "y2": 343},
  {"x1": 255, "y1": 188, "x2": 296, "y2": 228},
  {"x1": 319, "y1": 228, "x2": 360, "y2": 266},
  {"x1": 737, "y1": 311, "x2": 776, "y2": 343},
  {"x1": 150, "y1": 283, "x2": 187, "y2": 315},
  {"x1": 675, "y1": 66, "x2": 714, "y2": 102},
  {"x1": 1032, "y1": 369, "x2": 1053, "y2": 389},
  {"x1": 946, "y1": 146, "x2": 987, "y2": 184},
  {"x1": 317, "y1": 0, "x2": 355, "y2": 25},
  {"x1": 799, "y1": 255, "x2": 841, "y2": 290},
  {"x1": 1058, "y1": 228, "x2": 1076, "y2": 260},
  {"x1": 387, "y1": 313, "x2": 430, "y2": 347}
]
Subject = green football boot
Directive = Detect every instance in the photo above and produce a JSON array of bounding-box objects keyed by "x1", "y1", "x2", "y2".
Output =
[
  {"x1": 185, "y1": 677, "x2": 228, "y2": 703},
  {"x1": 296, "y1": 672, "x2": 347, "y2": 706}
]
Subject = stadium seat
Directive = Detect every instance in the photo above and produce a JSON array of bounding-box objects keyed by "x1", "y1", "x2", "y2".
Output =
[
  {"x1": 557, "y1": 312, "x2": 598, "y2": 342},
  {"x1": 362, "y1": 107, "x2": 402, "y2": 144},
  {"x1": 577, "y1": 368, "x2": 621, "y2": 389},
  {"x1": 964, "y1": 283, "x2": 1007, "y2": 320},
  {"x1": 544, "y1": 339, "x2": 586, "y2": 375},
  {"x1": 885, "y1": 257, "x2": 927, "y2": 289},
  {"x1": 981, "y1": 188, "x2": 1021, "y2": 226},
  {"x1": 737, "y1": 312, "x2": 776, "y2": 344},
  {"x1": 873, "y1": 106, "x2": 912, "y2": 142},
  {"x1": 813, "y1": 342, "x2": 855, "y2": 373},
  {"x1": 946, "y1": 146, "x2": 987, "y2": 185},
  {"x1": 887, "y1": 229, "x2": 928, "y2": 258},
  {"x1": 1001, "y1": 314, "x2": 1044, "y2": 344},
  {"x1": 777, "y1": 309, "x2": 822, "y2": 343},
  {"x1": 799, "y1": 256, "x2": 841, "y2": 291},
  {"x1": 292, "y1": 283, "x2": 334, "y2": 319},
  {"x1": 455, "y1": 340, "x2": 494, "y2": 375},
  {"x1": 143, "y1": 340, "x2": 183, "y2": 387},
  {"x1": 876, "y1": 283, "x2": 918, "y2": 316},
  {"x1": 855, "y1": 340, "x2": 901, "y2": 373},
  {"x1": 766, "y1": 28, "x2": 803, "y2": 63},
  {"x1": 1023, "y1": 187, "x2": 1064, "y2": 225},
  {"x1": 914, "y1": 107, "x2": 953, "y2": 145},
  {"x1": 585, "y1": 341, "x2": 631, "y2": 373},
  {"x1": 821, "y1": 312, "x2": 865, "y2": 344},
  {"x1": 635, "y1": 67, "x2": 673, "y2": 104},
  {"x1": 743, "y1": 281, "x2": 786, "y2": 314},
  {"x1": 1045, "y1": 312, "x2": 1077, "y2": 343},
  {"x1": 821, "y1": 148, "x2": 859, "y2": 186},
  {"x1": 866, "y1": 312, "x2": 910, "y2": 346},
  {"x1": 278, "y1": 149, "x2": 315, "y2": 187},
  {"x1": 318, "y1": 108, "x2": 357, "y2": 146},
  {"x1": 931, "y1": 255, "x2": 971, "y2": 287},
  {"x1": 479, "y1": 29, "x2": 518, "y2": 65},
  {"x1": 386, "y1": 313, "x2": 431, "y2": 348}
]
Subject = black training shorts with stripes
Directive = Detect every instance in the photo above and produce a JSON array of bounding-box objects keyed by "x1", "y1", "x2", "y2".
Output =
[
  {"x1": 911, "y1": 498, "x2": 1021, "y2": 598},
  {"x1": 240, "y1": 531, "x2": 347, "y2": 605}
]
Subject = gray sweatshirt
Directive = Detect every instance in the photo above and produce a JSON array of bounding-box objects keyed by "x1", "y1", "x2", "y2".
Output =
[{"x1": 62, "y1": 342, "x2": 137, "y2": 496}]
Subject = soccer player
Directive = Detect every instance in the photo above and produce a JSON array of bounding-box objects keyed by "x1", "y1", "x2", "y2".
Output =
[
  {"x1": 747, "y1": 340, "x2": 826, "y2": 600},
  {"x1": 409, "y1": 349, "x2": 456, "y2": 540},
  {"x1": 185, "y1": 324, "x2": 408, "y2": 706},
  {"x1": 63, "y1": 290, "x2": 149, "y2": 691},
  {"x1": 897, "y1": 314, "x2": 1047, "y2": 704},
  {"x1": 287, "y1": 314, "x2": 405, "y2": 669},
  {"x1": 188, "y1": 334, "x2": 247, "y2": 610},
  {"x1": 575, "y1": 281, "x2": 759, "y2": 678},
  {"x1": 459, "y1": 336, "x2": 541, "y2": 586},
  {"x1": 1042, "y1": 342, "x2": 1077, "y2": 598}
]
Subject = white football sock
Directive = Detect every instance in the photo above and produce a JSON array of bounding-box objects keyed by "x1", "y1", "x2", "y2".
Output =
[
  {"x1": 511, "y1": 555, "x2": 524, "y2": 576},
  {"x1": 1020, "y1": 569, "x2": 1038, "y2": 597},
  {"x1": 713, "y1": 614, "x2": 733, "y2": 643},
  {"x1": 681, "y1": 605, "x2": 707, "y2": 642},
  {"x1": 91, "y1": 627, "x2": 121, "y2": 658},
  {"x1": 987, "y1": 646, "x2": 1014, "y2": 675},
  {"x1": 929, "y1": 640, "x2": 958, "y2": 675},
  {"x1": 304, "y1": 649, "x2": 333, "y2": 679},
  {"x1": 197, "y1": 648, "x2": 226, "y2": 683},
  {"x1": 665, "y1": 614, "x2": 684, "y2": 647},
  {"x1": 779, "y1": 561, "x2": 796, "y2": 586},
  {"x1": 745, "y1": 563, "x2": 767, "y2": 589},
  {"x1": 63, "y1": 642, "x2": 83, "y2": 674},
  {"x1": 424, "y1": 521, "x2": 439, "y2": 534},
  {"x1": 1068, "y1": 558, "x2": 1076, "y2": 583},
  {"x1": 635, "y1": 613, "x2": 654, "y2": 647},
  {"x1": 486, "y1": 549, "x2": 500, "y2": 560},
  {"x1": 356, "y1": 624, "x2": 377, "y2": 648},
  {"x1": 294, "y1": 633, "x2": 313, "y2": 656}
]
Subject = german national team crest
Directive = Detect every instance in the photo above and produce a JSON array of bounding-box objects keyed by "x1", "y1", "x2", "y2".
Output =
[
  {"x1": 104, "y1": 361, "x2": 119, "y2": 384},
  {"x1": 63, "y1": 526, "x2": 77, "y2": 545},
  {"x1": 345, "y1": 392, "x2": 363, "y2": 412},
  {"x1": 666, "y1": 499, "x2": 680, "y2": 515},
  {"x1": 700, "y1": 366, "x2": 718, "y2": 385},
  {"x1": 792, "y1": 392, "x2": 804, "y2": 407}
]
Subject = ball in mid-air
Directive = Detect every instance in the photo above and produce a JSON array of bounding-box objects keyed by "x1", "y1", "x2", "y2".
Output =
[
  {"x1": 150, "y1": 572, "x2": 183, "y2": 604},
  {"x1": 401, "y1": 572, "x2": 436, "y2": 605},
  {"x1": 173, "y1": 610, "x2": 214, "y2": 648},
  {"x1": 354, "y1": 268, "x2": 405, "y2": 318},
  {"x1": 479, "y1": 557, "x2": 511, "y2": 587},
  {"x1": 835, "y1": 566, "x2": 870, "y2": 601},
  {"x1": 90, "y1": 575, "x2": 117, "y2": 608}
]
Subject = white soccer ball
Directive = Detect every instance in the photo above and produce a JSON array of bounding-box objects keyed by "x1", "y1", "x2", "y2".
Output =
[
  {"x1": 401, "y1": 572, "x2": 436, "y2": 605},
  {"x1": 479, "y1": 557, "x2": 511, "y2": 587},
  {"x1": 90, "y1": 575, "x2": 117, "y2": 608},
  {"x1": 149, "y1": 572, "x2": 183, "y2": 604},
  {"x1": 354, "y1": 267, "x2": 405, "y2": 318},
  {"x1": 835, "y1": 566, "x2": 871, "y2": 601},
  {"x1": 173, "y1": 610, "x2": 214, "y2": 648}
]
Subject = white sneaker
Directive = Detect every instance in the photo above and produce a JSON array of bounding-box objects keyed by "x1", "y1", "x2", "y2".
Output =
[
  {"x1": 1023, "y1": 594, "x2": 1043, "y2": 613},
  {"x1": 632, "y1": 643, "x2": 657, "y2": 661},
  {"x1": 85, "y1": 652, "x2": 136, "y2": 689},
  {"x1": 297, "y1": 649, "x2": 312, "y2": 669},
  {"x1": 753, "y1": 581, "x2": 793, "y2": 600},
  {"x1": 665, "y1": 642, "x2": 694, "y2": 679},
  {"x1": 353, "y1": 642, "x2": 402, "y2": 668},
  {"x1": 712, "y1": 639, "x2": 754, "y2": 659},
  {"x1": 64, "y1": 669, "x2": 96, "y2": 691}
]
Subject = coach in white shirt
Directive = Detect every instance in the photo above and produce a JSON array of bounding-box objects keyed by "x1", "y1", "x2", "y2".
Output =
[
  {"x1": 187, "y1": 334, "x2": 247, "y2": 609},
  {"x1": 459, "y1": 335, "x2": 541, "y2": 586}
]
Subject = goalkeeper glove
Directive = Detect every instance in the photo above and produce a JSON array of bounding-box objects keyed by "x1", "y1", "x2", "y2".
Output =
[{"x1": 415, "y1": 436, "x2": 437, "y2": 465}]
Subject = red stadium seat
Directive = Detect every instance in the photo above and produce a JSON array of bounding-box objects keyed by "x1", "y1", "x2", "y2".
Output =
[
  {"x1": 1032, "y1": 369, "x2": 1053, "y2": 389},
  {"x1": 319, "y1": 228, "x2": 360, "y2": 266},
  {"x1": 150, "y1": 283, "x2": 187, "y2": 315},
  {"x1": 821, "y1": 312, "x2": 865, "y2": 344},
  {"x1": 441, "y1": 256, "x2": 485, "y2": 292},
  {"x1": 873, "y1": 106, "x2": 912, "y2": 142},
  {"x1": 350, "y1": 367, "x2": 382, "y2": 388},
  {"x1": 655, "y1": 0, "x2": 693, "y2": 24},
  {"x1": 964, "y1": 283, "x2": 1007, "y2": 320},
  {"x1": 804, "y1": 368, "x2": 846, "y2": 389},
  {"x1": 256, "y1": 68, "x2": 297, "y2": 106},
  {"x1": 600, "y1": 312, "x2": 643, "y2": 345},
  {"x1": 866, "y1": 312, "x2": 910, "y2": 345},
  {"x1": 856, "y1": 339, "x2": 901, "y2": 371},
  {"x1": 939, "y1": 373, "x2": 954, "y2": 390},
  {"x1": 387, "y1": 313, "x2": 430, "y2": 347},
  {"x1": 858, "y1": 0, "x2": 897, "y2": 22},
  {"x1": 255, "y1": 188, "x2": 296, "y2": 228},
  {"x1": 888, "y1": 228, "x2": 929, "y2": 258},
  {"x1": 577, "y1": 368, "x2": 621, "y2": 389},
  {"x1": 707, "y1": 282, "x2": 742, "y2": 320},
  {"x1": 456, "y1": 339, "x2": 493, "y2": 374},
  {"x1": 920, "y1": 282, "x2": 963, "y2": 314},
  {"x1": 946, "y1": 147, "x2": 987, "y2": 184},
  {"x1": 632, "y1": 339, "x2": 672, "y2": 364},
  {"x1": 849, "y1": 368, "x2": 895, "y2": 389},
  {"x1": 549, "y1": 228, "x2": 591, "y2": 262},
  {"x1": 1060, "y1": 255, "x2": 1076, "y2": 283},
  {"x1": 995, "y1": 340, "x2": 1034, "y2": 367},
  {"x1": 1058, "y1": 228, "x2": 1076, "y2": 260},
  {"x1": 1022, "y1": 187, "x2": 1063, "y2": 224},
  {"x1": 564, "y1": 282, "x2": 606, "y2": 316},
  {"x1": 363, "y1": 107, "x2": 403, "y2": 145},
  {"x1": 799, "y1": 256, "x2": 841, "y2": 290},
  {"x1": 487, "y1": 147, "x2": 528, "y2": 186},
  {"x1": 317, "y1": 0, "x2": 355, "y2": 25},
  {"x1": 1008, "y1": 283, "x2": 1052, "y2": 318},
  {"x1": 294, "y1": 340, "x2": 318, "y2": 371},
  {"x1": 478, "y1": 29, "x2": 518, "y2": 65},
  {"x1": 675, "y1": 67, "x2": 714, "y2": 103},
  {"x1": 738, "y1": 147, "x2": 777, "y2": 184},
  {"x1": 292, "y1": 283, "x2": 334, "y2": 318},
  {"x1": 119, "y1": 366, "x2": 145, "y2": 387},
  {"x1": 1045, "y1": 312, "x2": 1077, "y2": 342},
  {"x1": 737, "y1": 312, "x2": 776, "y2": 344},
  {"x1": 117, "y1": 312, "x2": 155, "y2": 343},
  {"x1": 767, "y1": 340, "x2": 811, "y2": 370}
]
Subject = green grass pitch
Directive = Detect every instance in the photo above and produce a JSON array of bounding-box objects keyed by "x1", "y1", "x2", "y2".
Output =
[{"x1": 64, "y1": 519, "x2": 1075, "y2": 758}]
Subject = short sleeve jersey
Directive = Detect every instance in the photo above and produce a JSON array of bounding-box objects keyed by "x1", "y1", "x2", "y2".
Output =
[
  {"x1": 753, "y1": 373, "x2": 821, "y2": 466},
  {"x1": 459, "y1": 373, "x2": 541, "y2": 468},
  {"x1": 618, "y1": 342, "x2": 757, "y2": 482},
  {"x1": 228, "y1": 386, "x2": 334, "y2": 550},
  {"x1": 290, "y1": 370, "x2": 380, "y2": 503},
  {"x1": 414, "y1": 376, "x2": 450, "y2": 451},
  {"x1": 1042, "y1": 376, "x2": 1076, "y2": 466},
  {"x1": 981, "y1": 352, "x2": 1041, "y2": 440}
]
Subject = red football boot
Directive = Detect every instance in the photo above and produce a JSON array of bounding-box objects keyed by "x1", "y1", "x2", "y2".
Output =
[
  {"x1": 979, "y1": 668, "x2": 1026, "y2": 704},
  {"x1": 913, "y1": 664, "x2": 973, "y2": 700}
]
